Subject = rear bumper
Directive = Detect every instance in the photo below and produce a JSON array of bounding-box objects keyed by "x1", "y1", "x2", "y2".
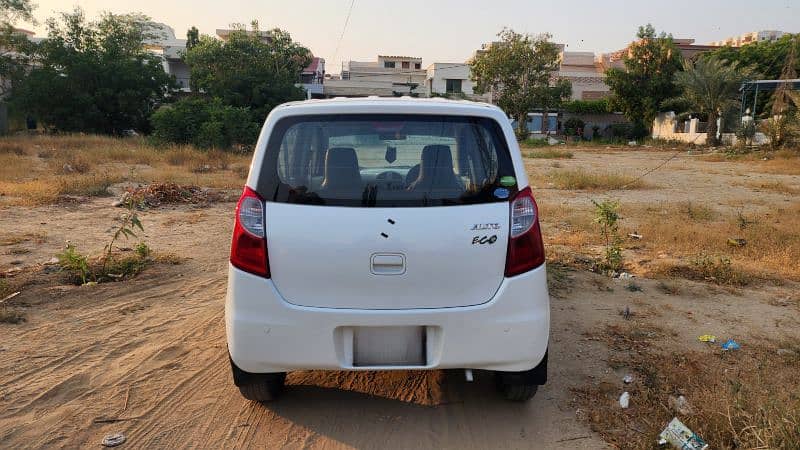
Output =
[{"x1": 225, "y1": 264, "x2": 550, "y2": 373}]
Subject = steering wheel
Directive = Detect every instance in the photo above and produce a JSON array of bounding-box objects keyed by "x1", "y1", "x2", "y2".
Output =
[{"x1": 375, "y1": 171, "x2": 405, "y2": 190}]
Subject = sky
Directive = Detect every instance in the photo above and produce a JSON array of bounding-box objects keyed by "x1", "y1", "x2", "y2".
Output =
[{"x1": 17, "y1": 0, "x2": 800, "y2": 74}]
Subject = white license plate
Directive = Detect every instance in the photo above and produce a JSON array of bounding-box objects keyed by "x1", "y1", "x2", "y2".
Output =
[{"x1": 352, "y1": 326, "x2": 426, "y2": 366}]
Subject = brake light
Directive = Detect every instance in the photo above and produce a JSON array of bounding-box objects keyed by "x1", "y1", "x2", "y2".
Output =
[
  {"x1": 230, "y1": 186, "x2": 270, "y2": 277},
  {"x1": 505, "y1": 186, "x2": 545, "y2": 277}
]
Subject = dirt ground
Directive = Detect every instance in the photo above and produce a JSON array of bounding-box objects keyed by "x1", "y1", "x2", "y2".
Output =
[{"x1": 1, "y1": 148, "x2": 798, "y2": 449}]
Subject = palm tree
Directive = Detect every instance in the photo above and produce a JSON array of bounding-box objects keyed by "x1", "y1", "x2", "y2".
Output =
[{"x1": 672, "y1": 56, "x2": 755, "y2": 146}]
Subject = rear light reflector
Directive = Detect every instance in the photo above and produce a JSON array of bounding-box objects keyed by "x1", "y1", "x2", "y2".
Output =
[
  {"x1": 505, "y1": 186, "x2": 545, "y2": 277},
  {"x1": 230, "y1": 186, "x2": 270, "y2": 277}
]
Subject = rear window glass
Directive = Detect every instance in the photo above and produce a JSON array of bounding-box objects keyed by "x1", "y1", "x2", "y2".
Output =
[{"x1": 258, "y1": 114, "x2": 515, "y2": 207}]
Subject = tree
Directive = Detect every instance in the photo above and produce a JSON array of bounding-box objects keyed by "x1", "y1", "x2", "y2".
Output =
[
  {"x1": 470, "y1": 29, "x2": 563, "y2": 138},
  {"x1": 183, "y1": 22, "x2": 311, "y2": 123},
  {"x1": 10, "y1": 9, "x2": 175, "y2": 133},
  {"x1": 0, "y1": 0, "x2": 34, "y2": 24},
  {"x1": 186, "y1": 26, "x2": 199, "y2": 50},
  {"x1": 605, "y1": 24, "x2": 683, "y2": 137},
  {"x1": 0, "y1": 0, "x2": 35, "y2": 98},
  {"x1": 671, "y1": 56, "x2": 756, "y2": 146},
  {"x1": 533, "y1": 77, "x2": 572, "y2": 136},
  {"x1": 706, "y1": 34, "x2": 799, "y2": 117}
]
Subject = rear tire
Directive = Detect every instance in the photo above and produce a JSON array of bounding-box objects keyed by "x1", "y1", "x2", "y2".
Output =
[
  {"x1": 237, "y1": 373, "x2": 286, "y2": 402},
  {"x1": 498, "y1": 382, "x2": 538, "y2": 401},
  {"x1": 230, "y1": 356, "x2": 286, "y2": 402},
  {"x1": 494, "y1": 350, "x2": 547, "y2": 402}
]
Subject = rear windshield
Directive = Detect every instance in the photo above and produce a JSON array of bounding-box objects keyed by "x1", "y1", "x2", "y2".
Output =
[{"x1": 257, "y1": 114, "x2": 515, "y2": 207}]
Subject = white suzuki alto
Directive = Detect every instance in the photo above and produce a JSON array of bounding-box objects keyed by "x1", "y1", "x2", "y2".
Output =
[{"x1": 226, "y1": 97, "x2": 549, "y2": 402}]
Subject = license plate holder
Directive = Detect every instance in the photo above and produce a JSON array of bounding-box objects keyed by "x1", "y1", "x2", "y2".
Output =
[{"x1": 352, "y1": 326, "x2": 426, "y2": 367}]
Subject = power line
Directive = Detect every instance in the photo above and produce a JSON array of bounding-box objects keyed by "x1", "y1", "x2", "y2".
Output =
[{"x1": 331, "y1": 0, "x2": 356, "y2": 70}]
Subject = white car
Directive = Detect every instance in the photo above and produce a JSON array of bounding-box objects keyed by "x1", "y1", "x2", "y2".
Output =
[{"x1": 225, "y1": 97, "x2": 549, "y2": 402}]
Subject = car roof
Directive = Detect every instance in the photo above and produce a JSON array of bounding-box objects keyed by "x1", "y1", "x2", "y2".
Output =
[{"x1": 272, "y1": 97, "x2": 506, "y2": 119}]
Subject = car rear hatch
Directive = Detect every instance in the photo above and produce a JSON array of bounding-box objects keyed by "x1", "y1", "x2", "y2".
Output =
[{"x1": 256, "y1": 114, "x2": 517, "y2": 310}]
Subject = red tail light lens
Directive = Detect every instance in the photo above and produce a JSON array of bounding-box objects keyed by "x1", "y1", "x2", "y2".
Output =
[
  {"x1": 505, "y1": 186, "x2": 545, "y2": 277},
  {"x1": 230, "y1": 186, "x2": 270, "y2": 277}
]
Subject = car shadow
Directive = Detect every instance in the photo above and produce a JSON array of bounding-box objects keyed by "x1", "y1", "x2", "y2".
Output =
[{"x1": 260, "y1": 369, "x2": 558, "y2": 448}]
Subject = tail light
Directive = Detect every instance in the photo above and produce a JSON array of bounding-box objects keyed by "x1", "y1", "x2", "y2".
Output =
[
  {"x1": 230, "y1": 186, "x2": 270, "y2": 277},
  {"x1": 505, "y1": 186, "x2": 545, "y2": 277}
]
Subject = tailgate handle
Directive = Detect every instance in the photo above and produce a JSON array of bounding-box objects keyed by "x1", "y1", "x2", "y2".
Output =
[{"x1": 370, "y1": 253, "x2": 406, "y2": 275}]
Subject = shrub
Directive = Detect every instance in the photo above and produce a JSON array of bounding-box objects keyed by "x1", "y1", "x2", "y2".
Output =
[
  {"x1": 592, "y1": 199, "x2": 624, "y2": 272},
  {"x1": 563, "y1": 99, "x2": 611, "y2": 114},
  {"x1": 564, "y1": 117, "x2": 585, "y2": 136},
  {"x1": 150, "y1": 97, "x2": 259, "y2": 150},
  {"x1": 608, "y1": 123, "x2": 633, "y2": 139}
]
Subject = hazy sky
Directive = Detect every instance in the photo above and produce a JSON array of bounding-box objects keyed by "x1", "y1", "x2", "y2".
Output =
[{"x1": 18, "y1": 0, "x2": 800, "y2": 73}]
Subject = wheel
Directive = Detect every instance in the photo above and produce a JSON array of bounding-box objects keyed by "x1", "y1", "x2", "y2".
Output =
[
  {"x1": 497, "y1": 382, "x2": 539, "y2": 401},
  {"x1": 237, "y1": 373, "x2": 286, "y2": 402},
  {"x1": 229, "y1": 356, "x2": 286, "y2": 402},
  {"x1": 494, "y1": 350, "x2": 547, "y2": 402}
]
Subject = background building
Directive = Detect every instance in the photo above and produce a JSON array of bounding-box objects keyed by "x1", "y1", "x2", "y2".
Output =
[
  {"x1": 325, "y1": 55, "x2": 426, "y2": 97},
  {"x1": 145, "y1": 23, "x2": 191, "y2": 92},
  {"x1": 709, "y1": 30, "x2": 787, "y2": 47}
]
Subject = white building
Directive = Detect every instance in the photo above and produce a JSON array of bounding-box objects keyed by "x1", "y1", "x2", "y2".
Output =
[
  {"x1": 425, "y1": 63, "x2": 489, "y2": 101},
  {"x1": 709, "y1": 30, "x2": 787, "y2": 47},
  {"x1": 325, "y1": 55, "x2": 427, "y2": 97},
  {"x1": 144, "y1": 23, "x2": 191, "y2": 91}
]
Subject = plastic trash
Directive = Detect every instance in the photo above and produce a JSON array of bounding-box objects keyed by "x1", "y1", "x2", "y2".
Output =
[
  {"x1": 721, "y1": 339, "x2": 741, "y2": 351},
  {"x1": 623, "y1": 374, "x2": 634, "y2": 384},
  {"x1": 628, "y1": 232, "x2": 643, "y2": 240},
  {"x1": 102, "y1": 433, "x2": 126, "y2": 447},
  {"x1": 698, "y1": 335, "x2": 716, "y2": 343},
  {"x1": 658, "y1": 417, "x2": 708, "y2": 449},
  {"x1": 619, "y1": 391, "x2": 630, "y2": 408},
  {"x1": 727, "y1": 238, "x2": 747, "y2": 247}
]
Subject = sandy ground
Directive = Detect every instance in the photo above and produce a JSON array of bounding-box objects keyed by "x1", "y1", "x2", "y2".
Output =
[{"x1": 1, "y1": 149, "x2": 798, "y2": 449}]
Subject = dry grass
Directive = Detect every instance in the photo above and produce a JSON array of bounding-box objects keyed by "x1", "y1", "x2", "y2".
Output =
[
  {"x1": 547, "y1": 169, "x2": 646, "y2": 190},
  {"x1": 525, "y1": 148, "x2": 574, "y2": 159},
  {"x1": 628, "y1": 203, "x2": 800, "y2": 283},
  {"x1": 0, "y1": 307, "x2": 25, "y2": 324},
  {"x1": 575, "y1": 322, "x2": 800, "y2": 449},
  {"x1": 701, "y1": 149, "x2": 800, "y2": 175},
  {"x1": 747, "y1": 180, "x2": 800, "y2": 195},
  {"x1": 0, "y1": 135, "x2": 250, "y2": 205},
  {"x1": 536, "y1": 197, "x2": 800, "y2": 283}
]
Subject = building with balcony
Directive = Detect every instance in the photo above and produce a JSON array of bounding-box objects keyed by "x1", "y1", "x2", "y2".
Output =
[{"x1": 709, "y1": 30, "x2": 787, "y2": 47}]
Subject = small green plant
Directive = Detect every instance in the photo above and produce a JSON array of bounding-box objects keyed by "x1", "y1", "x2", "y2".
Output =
[
  {"x1": 102, "y1": 199, "x2": 144, "y2": 273},
  {"x1": 56, "y1": 200, "x2": 151, "y2": 285},
  {"x1": 57, "y1": 243, "x2": 90, "y2": 284},
  {"x1": 690, "y1": 254, "x2": 749, "y2": 286},
  {"x1": 135, "y1": 242, "x2": 151, "y2": 258},
  {"x1": 592, "y1": 199, "x2": 624, "y2": 272}
]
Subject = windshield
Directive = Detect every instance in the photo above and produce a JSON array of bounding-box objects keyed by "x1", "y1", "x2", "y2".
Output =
[{"x1": 258, "y1": 114, "x2": 515, "y2": 207}]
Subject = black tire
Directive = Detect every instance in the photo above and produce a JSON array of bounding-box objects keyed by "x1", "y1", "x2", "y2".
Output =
[
  {"x1": 494, "y1": 350, "x2": 547, "y2": 402},
  {"x1": 237, "y1": 373, "x2": 286, "y2": 402},
  {"x1": 498, "y1": 382, "x2": 539, "y2": 401},
  {"x1": 229, "y1": 356, "x2": 286, "y2": 402}
]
